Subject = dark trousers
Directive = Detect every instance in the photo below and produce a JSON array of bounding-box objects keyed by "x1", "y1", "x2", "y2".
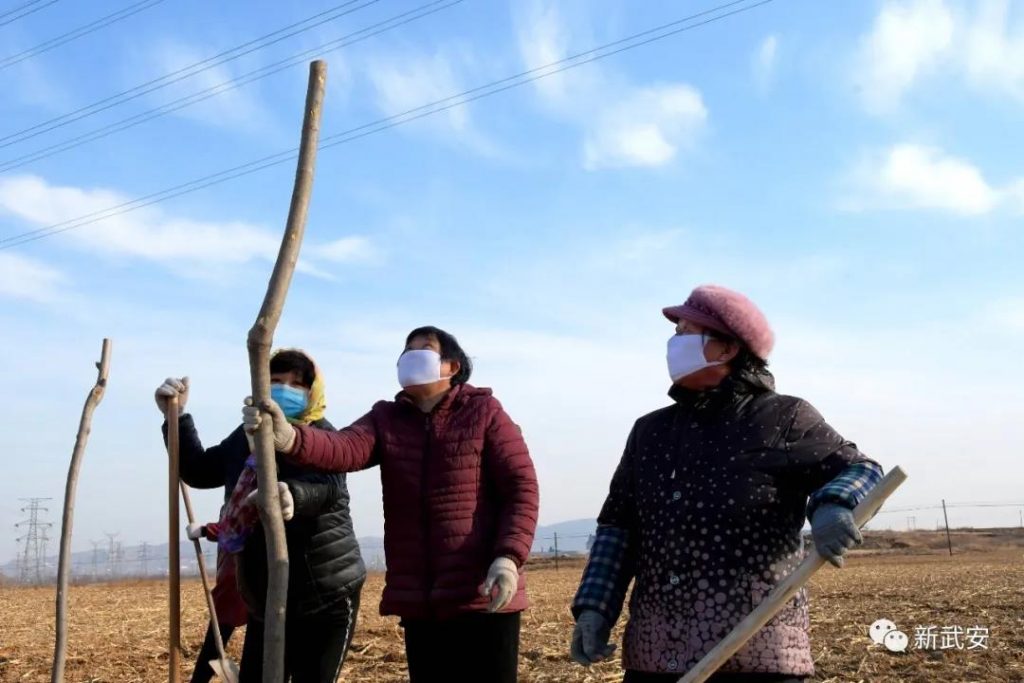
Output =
[
  {"x1": 190, "y1": 622, "x2": 237, "y2": 683},
  {"x1": 624, "y1": 671, "x2": 806, "y2": 683},
  {"x1": 239, "y1": 594, "x2": 360, "y2": 683},
  {"x1": 402, "y1": 611, "x2": 521, "y2": 683}
]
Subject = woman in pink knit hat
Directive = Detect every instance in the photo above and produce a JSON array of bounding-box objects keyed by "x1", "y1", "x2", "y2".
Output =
[{"x1": 570, "y1": 285, "x2": 884, "y2": 683}]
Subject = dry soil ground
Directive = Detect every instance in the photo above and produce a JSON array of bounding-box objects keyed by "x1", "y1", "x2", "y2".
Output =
[{"x1": 1, "y1": 550, "x2": 1022, "y2": 682}]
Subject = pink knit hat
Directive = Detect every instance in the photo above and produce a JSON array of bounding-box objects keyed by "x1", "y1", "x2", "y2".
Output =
[{"x1": 662, "y1": 285, "x2": 775, "y2": 360}]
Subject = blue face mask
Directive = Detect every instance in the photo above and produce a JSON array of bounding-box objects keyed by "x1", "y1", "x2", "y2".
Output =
[{"x1": 271, "y1": 383, "x2": 308, "y2": 419}]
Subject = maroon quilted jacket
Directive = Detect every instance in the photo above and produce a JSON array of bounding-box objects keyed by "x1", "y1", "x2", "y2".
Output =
[{"x1": 284, "y1": 383, "x2": 539, "y2": 619}]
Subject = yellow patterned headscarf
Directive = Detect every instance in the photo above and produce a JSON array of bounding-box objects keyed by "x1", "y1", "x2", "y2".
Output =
[{"x1": 271, "y1": 348, "x2": 326, "y2": 425}]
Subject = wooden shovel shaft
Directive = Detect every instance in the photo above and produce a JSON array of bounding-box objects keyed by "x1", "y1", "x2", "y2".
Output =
[
  {"x1": 179, "y1": 480, "x2": 232, "y2": 669},
  {"x1": 168, "y1": 397, "x2": 181, "y2": 682},
  {"x1": 678, "y1": 466, "x2": 909, "y2": 683}
]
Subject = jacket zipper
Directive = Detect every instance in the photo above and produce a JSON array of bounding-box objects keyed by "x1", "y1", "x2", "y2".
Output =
[{"x1": 420, "y1": 413, "x2": 435, "y2": 616}]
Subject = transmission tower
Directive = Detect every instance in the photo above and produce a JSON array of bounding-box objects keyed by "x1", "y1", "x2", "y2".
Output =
[
  {"x1": 138, "y1": 542, "x2": 150, "y2": 577},
  {"x1": 14, "y1": 498, "x2": 52, "y2": 584},
  {"x1": 104, "y1": 532, "x2": 120, "y2": 578},
  {"x1": 90, "y1": 540, "x2": 102, "y2": 581}
]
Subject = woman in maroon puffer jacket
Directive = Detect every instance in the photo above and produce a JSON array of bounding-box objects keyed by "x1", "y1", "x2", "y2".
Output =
[{"x1": 242, "y1": 326, "x2": 540, "y2": 683}]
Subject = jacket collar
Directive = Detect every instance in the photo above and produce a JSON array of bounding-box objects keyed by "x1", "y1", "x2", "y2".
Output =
[
  {"x1": 395, "y1": 382, "x2": 469, "y2": 414},
  {"x1": 668, "y1": 367, "x2": 776, "y2": 413}
]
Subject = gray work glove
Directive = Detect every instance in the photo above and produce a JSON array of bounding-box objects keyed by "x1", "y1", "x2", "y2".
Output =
[
  {"x1": 155, "y1": 377, "x2": 189, "y2": 416},
  {"x1": 241, "y1": 396, "x2": 296, "y2": 452},
  {"x1": 811, "y1": 503, "x2": 862, "y2": 568},
  {"x1": 479, "y1": 557, "x2": 518, "y2": 612},
  {"x1": 570, "y1": 610, "x2": 615, "y2": 666}
]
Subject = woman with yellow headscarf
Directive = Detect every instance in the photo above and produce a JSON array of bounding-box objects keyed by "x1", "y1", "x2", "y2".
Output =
[{"x1": 156, "y1": 349, "x2": 366, "y2": 683}]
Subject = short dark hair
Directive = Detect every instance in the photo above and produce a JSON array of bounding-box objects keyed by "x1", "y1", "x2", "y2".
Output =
[
  {"x1": 704, "y1": 329, "x2": 768, "y2": 374},
  {"x1": 270, "y1": 350, "x2": 315, "y2": 388},
  {"x1": 405, "y1": 326, "x2": 472, "y2": 386}
]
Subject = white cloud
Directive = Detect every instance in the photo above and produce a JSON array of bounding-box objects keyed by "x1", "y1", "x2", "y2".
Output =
[
  {"x1": 854, "y1": 0, "x2": 954, "y2": 113},
  {"x1": 0, "y1": 252, "x2": 65, "y2": 302},
  {"x1": 144, "y1": 42, "x2": 275, "y2": 133},
  {"x1": 515, "y1": 0, "x2": 577, "y2": 104},
  {"x1": 515, "y1": 1, "x2": 708, "y2": 171},
  {"x1": 0, "y1": 174, "x2": 380, "y2": 277},
  {"x1": 368, "y1": 51, "x2": 469, "y2": 133},
  {"x1": 315, "y1": 235, "x2": 379, "y2": 264},
  {"x1": 842, "y1": 143, "x2": 1024, "y2": 215},
  {"x1": 363, "y1": 49, "x2": 505, "y2": 158},
  {"x1": 963, "y1": 0, "x2": 1024, "y2": 101},
  {"x1": 854, "y1": 0, "x2": 1024, "y2": 112},
  {"x1": 753, "y1": 34, "x2": 779, "y2": 90},
  {"x1": 583, "y1": 84, "x2": 707, "y2": 170}
]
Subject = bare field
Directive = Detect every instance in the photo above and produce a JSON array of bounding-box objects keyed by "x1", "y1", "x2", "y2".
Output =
[{"x1": 2, "y1": 551, "x2": 1022, "y2": 682}]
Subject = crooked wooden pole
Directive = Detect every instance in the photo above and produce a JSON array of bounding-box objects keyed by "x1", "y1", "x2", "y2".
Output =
[
  {"x1": 51, "y1": 339, "x2": 112, "y2": 683},
  {"x1": 247, "y1": 59, "x2": 327, "y2": 683},
  {"x1": 678, "y1": 467, "x2": 909, "y2": 683}
]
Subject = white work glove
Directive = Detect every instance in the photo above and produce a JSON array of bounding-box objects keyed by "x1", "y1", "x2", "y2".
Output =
[
  {"x1": 185, "y1": 523, "x2": 204, "y2": 541},
  {"x1": 155, "y1": 377, "x2": 189, "y2": 416},
  {"x1": 570, "y1": 610, "x2": 616, "y2": 665},
  {"x1": 245, "y1": 481, "x2": 295, "y2": 521},
  {"x1": 479, "y1": 557, "x2": 518, "y2": 612},
  {"x1": 242, "y1": 397, "x2": 296, "y2": 452}
]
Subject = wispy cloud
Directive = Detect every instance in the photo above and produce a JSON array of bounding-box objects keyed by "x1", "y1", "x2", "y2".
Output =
[
  {"x1": 753, "y1": 34, "x2": 779, "y2": 91},
  {"x1": 0, "y1": 252, "x2": 65, "y2": 302},
  {"x1": 514, "y1": 0, "x2": 708, "y2": 171},
  {"x1": 314, "y1": 235, "x2": 380, "y2": 264},
  {"x1": 841, "y1": 143, "x2": 1022, "y2": 215},
  {"x1": 141, "y1": 41, "x2": 276, "y2": 134},
  {"x1": 364, "y1": 49, "x2": 499, "y2": 156},
  {"x1": 0, "y1": 174, "x2": 381, "y2": 278},
  {"x1": 853, "y1": 0, "x2": 1024, "y2": 113},
  {"x1": 582, "y1": 84, "x2": 707, "y2": 170}
]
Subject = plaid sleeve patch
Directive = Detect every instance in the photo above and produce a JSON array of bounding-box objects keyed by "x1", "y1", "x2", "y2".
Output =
[
  {"x1": 572, "y1": 525, "x2": 633, "y2": 624},
  {"x1": 807, "y1": 460, "x2": 884, "y2": 520}
]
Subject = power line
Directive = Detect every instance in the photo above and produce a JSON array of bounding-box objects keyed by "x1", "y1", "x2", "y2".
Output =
[
  {"x1": 0, "y1": 0, "x2": 57, "y2": 28},
  {"x1": 0, "y1": 0, "x2": 45, "y2": 20},
  {"x1": 0, "y1": 0, "x2": 379, "y2": 149},
  {"x1": 0, "y1": 0, "x2": 166, "y2": 71},
  {"x1": 0, "y1": 0, "x2": 774, "y2": 251},
  {"x1": 0, "y1": 0, "x2": 462, "y2": 172}
]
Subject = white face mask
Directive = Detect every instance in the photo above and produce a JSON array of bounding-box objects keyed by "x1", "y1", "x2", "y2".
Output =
[
  {"x1": 667, "y1": 333, "x2": 723, "y2": 382},
  {"x1": 397, "y1": 349, "x2": 452, "y2": 388}
]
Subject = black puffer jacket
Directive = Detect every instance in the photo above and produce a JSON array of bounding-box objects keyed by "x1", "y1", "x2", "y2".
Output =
[{"x1": 167, "y1": 414, "x2": 365, "y2": 617}]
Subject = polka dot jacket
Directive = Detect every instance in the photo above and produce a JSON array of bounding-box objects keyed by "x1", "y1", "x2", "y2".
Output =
[{"x1": 572, "y1": 369, "x2": 882, "y2": 677}]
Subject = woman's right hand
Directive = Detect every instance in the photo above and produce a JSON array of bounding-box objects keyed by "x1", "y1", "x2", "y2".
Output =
[
  {"x1": 242, "y1": 397, "x2": 296, "y2": 452},
  {"x1": 154, "y1": 377, "x2": 189, "y2": 417}
]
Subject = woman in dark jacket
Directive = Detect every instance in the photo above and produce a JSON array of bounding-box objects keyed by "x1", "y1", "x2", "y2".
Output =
[
  {"x1": 241, "y1": 327, "x2": 540, "y2": 683},
  {"x1": 156, "y1": 349, "x2": 365, "y2": 683},
  {"x1": 570, "y1": 285, "x2": 884, "y2": 682}
]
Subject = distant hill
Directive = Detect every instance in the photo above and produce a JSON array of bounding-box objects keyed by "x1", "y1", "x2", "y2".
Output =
[{"x1": 532, "y1": 519, "x2": 597, "y2": 554}]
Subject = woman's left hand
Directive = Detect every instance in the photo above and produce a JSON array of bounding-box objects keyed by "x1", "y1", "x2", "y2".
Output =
[
  {"x1": 479, "y1": 557, "x2": 518, "y2": 612},
  {"x1": 810, "y1": 503, "x2": 862, "y2": 568}
]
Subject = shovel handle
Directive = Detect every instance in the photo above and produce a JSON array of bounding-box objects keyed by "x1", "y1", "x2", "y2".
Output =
[
  {"x1": 167, "y1": 397, "x2": 181, "y2": 681},
  {"x1": 678, "y1": 466, "x2": 909, "y2": 683}
]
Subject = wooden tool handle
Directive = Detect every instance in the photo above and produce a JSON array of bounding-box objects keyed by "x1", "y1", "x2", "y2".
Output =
[
  {"x1": 167, "y1": 397, "x2": 181, "y2": 682},
  {"x1": 678, "y1": 466, "x2": 909, "y2": 683}
]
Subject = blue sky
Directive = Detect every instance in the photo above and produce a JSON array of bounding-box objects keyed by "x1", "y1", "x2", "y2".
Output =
[{"x1": 1, "y1": 0, "x2": 1023, "y2": 566}]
